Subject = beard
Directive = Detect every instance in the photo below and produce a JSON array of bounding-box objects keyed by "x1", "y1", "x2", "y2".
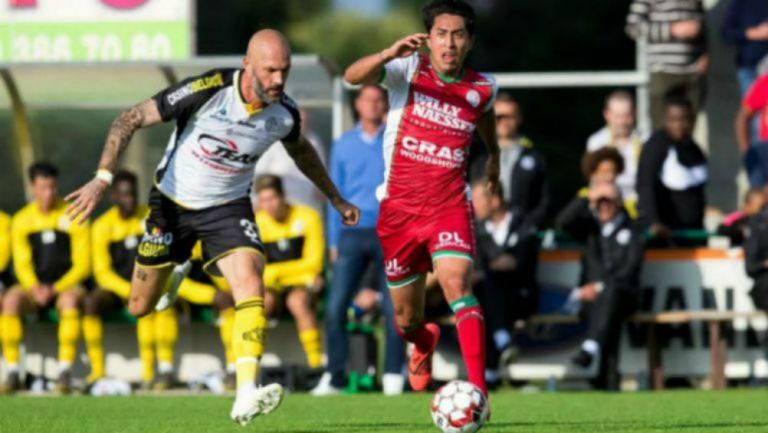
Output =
[{"x1": 252, "y1": 75, "x2": 281, "y2": 104}]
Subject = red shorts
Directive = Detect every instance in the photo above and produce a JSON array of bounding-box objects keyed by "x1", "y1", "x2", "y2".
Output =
[{"x1": 376, "y1": 201, "x2": 475, "y2": 288}]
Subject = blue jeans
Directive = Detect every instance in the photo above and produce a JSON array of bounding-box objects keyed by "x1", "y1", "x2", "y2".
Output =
[
  {"x1": 325, "y1": 229, "x2": 404, "y2": 387},
  {"x1": 744, "y1": 143, "x2": 768, "y2": 187}
]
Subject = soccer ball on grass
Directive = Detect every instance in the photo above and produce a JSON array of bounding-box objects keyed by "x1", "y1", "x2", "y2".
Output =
[{"x1": 430, "y1": 380, "x2": 488, "y2": 433}]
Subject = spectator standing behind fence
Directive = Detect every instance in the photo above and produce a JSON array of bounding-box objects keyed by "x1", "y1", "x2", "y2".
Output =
[
  {"x1": 735, "y1": 59, "x2": 768, "y2": 186},
  {"x1": 471, "y1": 95, "x2": 548, "y2": 215},
  {"x1": 722, "y1": 0, "x2": 768, "y2": 96},
  {"x1": 586, "y1": 91, "x2": 646, "y2": 204},
  {"x1": 1, "y1": 163, "x2": 91, "y2": 394},
  {"x1": 717, "y1": 188, "x2": 765, "y2": 246},
  {"x1": 556, "y1": 181, "x2": 644, "y2": 391},
  {"x1": 311, "y1": 85, "x2": 405, "y2": 396},
  {"x1": 745, "y1": 199, "x2": 768, "y2": 316},
  {"x1": 626, "y1": 0, "x2": 708, "y2": 128},
  {"x1": 471, "y1": 182, "x2": 541, "y2": 388},
  {"x1": 637, "y1": 99, "x2": 707, "y2": 244}
]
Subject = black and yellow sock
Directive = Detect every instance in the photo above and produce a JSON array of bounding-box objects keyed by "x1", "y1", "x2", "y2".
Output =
[
  {"x1": 219, "y1": 307, "x2": 235, "y2": 371},
  {"x1": 233, "y1": 296, "x2": 266, "y2": 390},
  {"x1": 154, "y1": 308, "x2": 178, "y2": 371},
  {"x1": 299, "y1": 328, "x2": 322, "y2": 369},
  {"x1": 136, "y1": 314, "x2": 156, "y2": 383},
  {"x1": 83, "y1": 315, "x2": 104, "y2": 382},
  {"x1": 0, "y1": 314, "x2": 22, "y2": 367},
  {"x1": 58, "y1": 309, "x2": 81, "y2": 367}
]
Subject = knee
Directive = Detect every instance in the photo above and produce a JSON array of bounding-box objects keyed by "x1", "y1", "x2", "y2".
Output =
[
  {"x1": 213, "y1": 291, "x2": 235, "y2": 310},
  {"x1": 286, "y1": 291, "x2": 311, "y2": 316},
  {"x1": 128, "y1": 296, "x2": 153, "y2": 318},
  {"x1": 83, "y1": 293, "x2": 101, "y2": 316},
  {"x1": 439, "y1": 274, "x2": 470, "y2": 300},
  {"x1": 2, "y1": 290, "x2": 24, "y2": 313},
  {"x1": 57, "y1": 290, "x2": 81, "y2": 311},
  {"x1": 393, "y1": 302, "x2": 422, "y2": 329}
]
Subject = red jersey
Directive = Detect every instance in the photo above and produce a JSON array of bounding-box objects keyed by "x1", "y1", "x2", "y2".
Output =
[
  {"x1": 377, "y1": 53, "x2": 497, "y2": 214},
  {"x1": 744, "y1": 74, "x2": 768, "y2": 142}
]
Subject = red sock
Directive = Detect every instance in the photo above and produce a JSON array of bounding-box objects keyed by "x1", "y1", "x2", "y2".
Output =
[
  {"x1": 456, "y1": 305, "x2": 487, "y2": 395},
  {"x1": 395, "y1": 322, "x2": 434, "y2": 353}
]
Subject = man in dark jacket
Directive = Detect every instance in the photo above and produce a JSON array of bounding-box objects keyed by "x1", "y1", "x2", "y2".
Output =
[
  {"x1": 471, "y1": 93, "x2": 549, "y2": 237},
  {"x1": 637, "y1": 99, "x2": 707, "y2": 246},
  {"x1": 744, "y1": 204, "x2": 768, "y2": 313},
  {"x1": 557, "y1": 181, "x2": 644, "y2": 390},
  {"x1": 472, "y1": 181, "x2": 540, "y2": 386}
]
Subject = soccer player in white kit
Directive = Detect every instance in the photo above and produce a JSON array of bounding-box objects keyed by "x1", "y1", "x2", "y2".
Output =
[{"x1": 66, "y1": 30, "x2": 359, "y2": 426}]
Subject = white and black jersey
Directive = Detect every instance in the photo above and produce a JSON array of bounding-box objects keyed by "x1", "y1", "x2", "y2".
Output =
[
  {"x1": 152, "y1": 68, "x2": 301, "y2": 209},
  {"x1": 626, "y1": 0, "x2": 707, "y2": 74},
  {"x1": 637, "y1": 130, "x2": 707, "y2": 230}
]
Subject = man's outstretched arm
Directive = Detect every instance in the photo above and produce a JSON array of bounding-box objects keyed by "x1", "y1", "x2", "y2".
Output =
[
  {"x1": 283, "y1": 135, "x2": 360, "y2": 226},
  {"x1": 344, "y1": 33, "x2": 427, "y2": 85},
  {"x1": 66, "y1": 99, "x2": 163, "y2": 223}
]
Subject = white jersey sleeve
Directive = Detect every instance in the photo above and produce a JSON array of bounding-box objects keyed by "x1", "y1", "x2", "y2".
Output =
[
  {"x1": 481, "y1": 73, "x2": 498, "y2": 113},
  {"x1": 380, "y1": 53, "x2": 420, "y2": 90}
]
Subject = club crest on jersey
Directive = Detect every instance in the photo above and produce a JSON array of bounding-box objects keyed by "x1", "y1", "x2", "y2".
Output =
[{"x1": 466, "y1": 89, "x2": 480, "y2": 108}]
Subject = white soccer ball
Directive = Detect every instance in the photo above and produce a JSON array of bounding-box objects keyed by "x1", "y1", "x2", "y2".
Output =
[{"x1": 430, "y1": 380, "x2": 488, "y2": 433}]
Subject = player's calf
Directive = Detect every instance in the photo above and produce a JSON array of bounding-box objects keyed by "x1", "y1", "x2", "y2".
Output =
[{"x1": 129, "y1": 264, "x2": 173, "y2": 317}]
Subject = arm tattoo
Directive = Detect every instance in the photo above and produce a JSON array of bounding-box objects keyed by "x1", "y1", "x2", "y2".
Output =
[
  {"x1": 284, "y1": 138, "x2": 342, "y2": 204},
  {"x1": 98, "y1": 103, "x2": 147, "y2": 172}
]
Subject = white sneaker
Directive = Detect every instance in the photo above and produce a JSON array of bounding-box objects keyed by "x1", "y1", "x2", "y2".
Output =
[
  {"x1": 230, "y1": 383, "x2": 284, "y2": 426},
  {"x1": 382, "y1": 373, "x2": 404, "y2": 396},
  {"x1": 309, "y1": 372, "x2": 341, "y2": 396},
  {"x1": 155, "y1": 261, "x2": 192, "y2": 311}
]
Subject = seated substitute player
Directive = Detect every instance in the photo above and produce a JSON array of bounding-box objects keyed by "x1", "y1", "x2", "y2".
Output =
[
  {"x1": 254, "y1": 175, "x2": 324, "y2": 369},
  {"x1": 0, "y1": 209, "x2": 10, "y2": 291},
  {"x1": 64, "y1": 29, "x2": 358, "y2": 424},
  {"x1": 345, "y1": 0, "x2": 500, "y2": 397},
  {"x1": 86, "y1": 170, "x2": 181, "y2": 390},
  {"x1": 1, "y1": 162, "x2": 90, "y2": 394}
]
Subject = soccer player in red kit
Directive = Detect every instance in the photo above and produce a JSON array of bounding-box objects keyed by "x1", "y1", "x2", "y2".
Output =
[{"x1": 345, "y1": 0, "x2": 500, "y2": 397}]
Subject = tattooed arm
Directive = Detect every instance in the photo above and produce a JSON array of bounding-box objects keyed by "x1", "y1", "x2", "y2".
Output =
[
  {"x1": 66, "y1": 99, "x2": 163, "y2": 223},
  {"x1": 283, "y1": 135, "x2": 360, "y2": 226}
]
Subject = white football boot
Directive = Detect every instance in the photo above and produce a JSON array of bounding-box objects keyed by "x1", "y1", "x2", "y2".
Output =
[
  {"x1": 230, "y1": 383, "x2": 284, "y2": 426},
  {"x1": 155, "y1": 260, "x2": 192, "y2": 311},
  {"x1": 309, "y1": 372, "x2": 341, "y2": 396}
]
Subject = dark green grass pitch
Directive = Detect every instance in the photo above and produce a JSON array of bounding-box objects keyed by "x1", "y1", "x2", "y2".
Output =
[{"x1": 1, "y1": 389, "x2": 767, "y2": 433}]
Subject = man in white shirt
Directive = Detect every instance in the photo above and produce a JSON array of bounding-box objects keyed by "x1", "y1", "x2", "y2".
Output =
[{"x1": 586, "y1": 91, "x2": 647, "y2": 204}]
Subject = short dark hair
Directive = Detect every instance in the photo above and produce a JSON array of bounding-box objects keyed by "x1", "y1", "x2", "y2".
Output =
[
  {"x1": 254, "y1": 174, "x2": 284, "y2": 196},
  {"x1": 664, "y1": 97, "x2": 693, "y2": 112},
  {"x1": 28, "y1": 161, "x2": 59, "y2": 182},
  {"x1": 357, "y1": 84, "x2": 386, "y2": 99},
  {"x1": 113, "y1": 170, "x2": 138, "y2": 188},
  {"x1": 495, "y1": 92, "x2": 518, "y2": 106},
  {"x1": 422, "y1": 0, "x2": 476, "y2": 36},
  {"x1": 581, "y1": 148, "x2": 625, "y2": 180}
]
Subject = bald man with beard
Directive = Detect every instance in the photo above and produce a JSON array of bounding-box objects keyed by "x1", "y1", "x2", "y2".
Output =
[{"x1": 66, "y1": 29, "x2": 360, "y2": 425}]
